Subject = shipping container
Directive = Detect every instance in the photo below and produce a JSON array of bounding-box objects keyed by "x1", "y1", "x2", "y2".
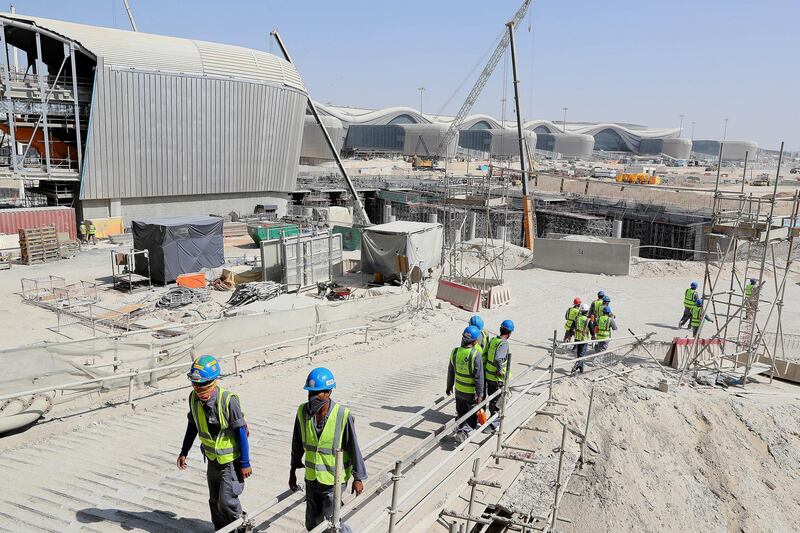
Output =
[
  {"x1": 0, "y1": 207, "x2": 76, "y2": 240},
  {"x1": 247, "y1": 222, "x2": 300, "y2": 245}
]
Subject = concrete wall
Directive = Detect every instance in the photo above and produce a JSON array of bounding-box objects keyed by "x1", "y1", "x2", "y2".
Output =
[
  {"x1": 546, "y1": 233, "x2": 641, "y2": 256},
  {"x1": 533, "y1": 237, "x2": 631, "y2": 275},
  {"x1": 81, "y1": 193, "x2": 289, "y2": 226}
]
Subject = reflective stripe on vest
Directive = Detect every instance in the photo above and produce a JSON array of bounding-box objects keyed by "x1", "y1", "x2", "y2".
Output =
[
  {"x1": 564, "y1": 306, "x2": 580, "y2": 331},
  {"x1": 297, "y1": 402, "x2": 352, "y2": 485},
  {"x1": 745, "y1": 285, "x2": 754, "y2": 298},
  {"x1": 691, "y1": 306, "x2": 702, "y2": 327},
  {"x1": 574, "y1": 314, "x2": 589, "y2": 341},
  {"x1": 597, "y1": 316, "x2": 612, "y2": 340},
  {"x1": 189, "y1": 388, "x2": 240, "y2": 465},
  {"x1": 592, "y1": 299, "x2": 604, "y2": 317},
  {"x1": 88, "y1": 225, "x2": 96, "y2": 235},
  {"x1": 479, "y1": 330, "x2": 489, "y2": 354},
  {"x1": 484, "y1": 337, "x2": 511, "y2": 382},
  {"x1": 684, "y1": 288, "x2": 697, "y2": 308},
  {"x1": 451, "y1": 346, "x2": 478, "y2": 394}
]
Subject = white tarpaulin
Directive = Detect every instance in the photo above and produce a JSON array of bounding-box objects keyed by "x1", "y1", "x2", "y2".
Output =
[{"x1": 360, "y1": 221, "x2": 443, "y2": 276}]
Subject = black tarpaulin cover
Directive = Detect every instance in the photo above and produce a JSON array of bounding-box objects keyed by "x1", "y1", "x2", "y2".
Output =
[{"x1": 132, "y1": 215, "x2": 224, "y2": 284}]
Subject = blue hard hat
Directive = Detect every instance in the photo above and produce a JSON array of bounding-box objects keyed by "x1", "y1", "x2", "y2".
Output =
[
  {"x1": 500, "y1": 319, "x2": 515, "y2": 333},
  {"x1": 187, "y1": 355, "x2": 221, "y2": 383},
  {"x1": 603, "y1": 306, "x2": 612, "y2": 314},
  {"x1": 597, "y1": 291, "x2": 605, "y2": 298},
  {"x1": 469, "y1": 315, "x2": 484, "y2": 330},
  {"x1": 690, "y1": 281, "x2": 698, "y2": 289},
  {"x1": 304, "y1": 367, "x2": 337, "y2": 391},
  {"x1": 695, "y1": 298, "x2": 703, "y2": 306},
  {"x1": 463, "y1": 325, "x2": 481, "y2": 343},
  {"x1": 602, "y1": 295, "x2": 611, "y2": 303}
]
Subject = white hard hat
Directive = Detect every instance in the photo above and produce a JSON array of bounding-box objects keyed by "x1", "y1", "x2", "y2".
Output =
[{"x1": 579, "y1": 303, "x2": 589, "y2": 312}]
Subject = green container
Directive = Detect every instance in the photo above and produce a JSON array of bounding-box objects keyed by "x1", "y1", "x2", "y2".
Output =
[
  {"x1": 332, "y1": 225, "x2": 362, "y2": 251},
  {"x1": 248, "y1": 223, "x2": 300, "y2": 244}
]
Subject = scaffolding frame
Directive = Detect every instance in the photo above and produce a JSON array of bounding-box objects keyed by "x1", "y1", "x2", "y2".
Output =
[
  {"x1": 442, "y1": 173, "x2": 510, "y2": 292},
  {"x1": 680, "y1": 143, "x2": 800, "y2": 385}
]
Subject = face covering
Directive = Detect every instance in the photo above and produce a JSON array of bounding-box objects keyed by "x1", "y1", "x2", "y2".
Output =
[
  {"x1": 193, "y1": 380, "x2": 217, "y2": 401},
  {"x1": 308, "y1": 394, "x2": 329, "y2": 416}
]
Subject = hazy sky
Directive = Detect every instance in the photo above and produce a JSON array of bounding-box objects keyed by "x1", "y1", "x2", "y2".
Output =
[{"x1": 7, "y1": 0, "x2": 798, "y2": 150}]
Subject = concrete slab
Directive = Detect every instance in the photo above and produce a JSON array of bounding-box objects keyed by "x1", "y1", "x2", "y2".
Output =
[{"x1": 533, "y1": 238, "x2": 631, "y2": 276}]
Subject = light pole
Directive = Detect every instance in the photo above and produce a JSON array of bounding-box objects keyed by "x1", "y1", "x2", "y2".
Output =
[
  {"x1": 562, "y1": 107, "x2": 568, "y2": 133},
  {"x1": 417, "y1": 87, "x2": 425, "y2": 117},
  {"x1": 679, "y1": 114, "x2": 684, "y2": 137},
  {"x1": 723, "y1": 118, "x2": 729, "y2": 141},
  {"x1": 691, "y1": 121, "x2": 696, "y2": 141}
]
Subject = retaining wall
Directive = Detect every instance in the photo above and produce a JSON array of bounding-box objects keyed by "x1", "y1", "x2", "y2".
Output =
[{"x1": 533, "y1": 237, "x2": 631, "y2": 275}]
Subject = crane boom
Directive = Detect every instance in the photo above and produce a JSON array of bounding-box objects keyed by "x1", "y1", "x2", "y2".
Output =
[{"x1": 433, "y1": 0, "x2": 533, "y2": 157}]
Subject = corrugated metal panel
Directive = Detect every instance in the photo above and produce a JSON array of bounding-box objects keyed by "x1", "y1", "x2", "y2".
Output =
[
  {"x1": 0, "y1": 206, "x2": 76, "y2": 239},
  {"x1": 301, "y1": 115, "x2": 345, "y2": 161},
  {"x1": 1, "y1": 14, "x2": 304, "y2": 90},
  {"x1": 80, "y1": 66, "x2": 306, "y2": 200}
]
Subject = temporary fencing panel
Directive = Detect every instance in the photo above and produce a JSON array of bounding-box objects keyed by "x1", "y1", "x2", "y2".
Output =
[{"x1": 260, "y1": 232, "x2": 344, "y2": 291}]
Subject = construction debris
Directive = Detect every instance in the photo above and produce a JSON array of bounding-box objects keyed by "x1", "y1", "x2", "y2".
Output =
[
  {"x1": 156, "y1": 286, "x2": 212, "y2": 309},
  {"x1": 226, "y1": 281, "x2": 282, "y2": 307}
]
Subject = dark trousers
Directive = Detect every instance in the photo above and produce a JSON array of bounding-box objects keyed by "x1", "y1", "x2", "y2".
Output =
[
  {"x1": 679, "y1": 307, "x2": 692, "y2": 327},
  {"x1": 206, "y1": 459, "x2": 244, "y2": 530},
  {"x1": 563, "y1": 328, "x2": 574, "y2": 342},
  {"x1": 692, "y1": 325, "x2": 699, "y2": 336},
  {"x1": 574, "y1": 342, "x2": 587, "y2": 371},
  {"x1": 305, "y1": 480, "x2": 352, "y2": 533},
  {"x1": 486, "y1": 381, "x2": 504, "y2": 428},
  {"x1": 455, "y1": 394, "x2": 478, "y2": 433}
]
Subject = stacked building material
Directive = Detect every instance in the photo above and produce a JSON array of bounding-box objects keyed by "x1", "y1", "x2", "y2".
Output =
[
  {"x1": 535, "y1": 209, "x2": 611, "y2": 238},
  {"x1": 19, "y1": 225, "x2": 60, "y2": 264}
]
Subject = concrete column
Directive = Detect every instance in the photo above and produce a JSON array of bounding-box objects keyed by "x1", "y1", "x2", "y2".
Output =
[
  {"x1": 497, "y1": 225, "x2": 506, "y2": 241},
  {"x1": 612, "y1": 219, "x2": 623, "y2": 238},
  {"x1": 428, "y1": 212, "x2": 438, "y2": 224},
  {"x1": 468, "y1": 211, "x2": 477, "y2": 241}
]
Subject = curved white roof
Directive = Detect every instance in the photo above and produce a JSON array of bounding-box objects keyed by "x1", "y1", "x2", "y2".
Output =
[
  {"x1": 523, "y1": 119, "x2": 680, "y2": 139},
  {"x1": 316, "y1": 103, "x2": 432, "y2": 125},
  {"x1": 0, "y1": 13, "x2": 305, "y2": 91}
]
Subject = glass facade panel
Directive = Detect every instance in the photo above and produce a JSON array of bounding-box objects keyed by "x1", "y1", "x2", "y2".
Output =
[
  {"x1": 388, "y1": 114, "x2": 417, "y2": 125},
  {"x1": 594, "y1": 128, "x2": 630, "y2": 152}
]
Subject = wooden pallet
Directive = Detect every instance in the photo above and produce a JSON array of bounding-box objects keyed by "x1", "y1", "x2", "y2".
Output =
[{"x1": 19, "y1": 225, "x2": 61, "y2": 265}]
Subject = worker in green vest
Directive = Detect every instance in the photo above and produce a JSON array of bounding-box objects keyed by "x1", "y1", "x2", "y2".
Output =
[
  {"x1": 87, "y1": 221, "x2": 97, "y2": 244},
  {"x1": 571, "y1": 304, "x2": 591, "y2": 374},
  {"x1": 290, "y1": 367, "x2": 366, "y2": 533},
  {"x1": 483, "y1": 320, "x2": 514, "y2": 431},
  {"x1": 745, "y1": 278, "x2": 757, "y2": 299},
  {"x1": 563, "y1": 297, "x2": 581, "y2": 342},
  {"x1": 594, "y1": 306, "x2": 618, "y2": 356},
  {"x1": 591, "y1": 291, "x2": 606, "y2": 319},
  {"x1": 447, "y1": 325, "x2": 484, "y2": 442},
  {"x1": 177, "y1": 355, "x2": 252, "y2": 531},
  {"x1": 691, "y1": 298, "x2": 714, "y2": 336},
  {"x1": 78, "y1": 221, "x2": 87, "y2": 243},
  {"x1": 679, "y1": 281, "x2": 699, "y2": 329},
  {"x1": 468, "y1": 315, "x2": 490, "y2": 353}
]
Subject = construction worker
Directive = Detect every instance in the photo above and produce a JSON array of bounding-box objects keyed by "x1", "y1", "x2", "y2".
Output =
[
  {"x1": 745, "y1": 278, "x2": 757, "y2": 300},
  {"x1": 468, "y1": 315, "x2": 490, "y2": 354},
  {"x1": 594, "y1": 306, "x2": 618, "y2": 355},
  {"x1": 446, "y1": 325, "x2": 484, "y2": 442},
  {"x1": 571, "y1": 303, "x2": 591, "y2": 374},
  {"x1": 591, "y1": 291, "x2": 606, "y2": 319},
  {"x1": 177, "y1": 355, "x2": 251, "y2": 531},
  {"x1": 691, "y1": 298, "x2": 714, "y2": 336},
  {"x1": 563, "y1": 298, "x2": 581, "y2": 342},
  {"x1": 290, "y1": 367, "x2": 366, "y2": 533},
  {"x1": 679, "y1": 281, "x2": 699, "y2": 329},
  {"x1": 87, "y1": 221, "x2": 96, "y2": 244},
  {"x1": 78, "y1": 221, "x2": 87, "y2": 243},
  {"x1": 483, "y1": 320, "x2": 514, "y2": 430}
]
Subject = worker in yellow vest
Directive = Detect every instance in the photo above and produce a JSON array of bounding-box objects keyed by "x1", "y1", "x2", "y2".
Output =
[
  {"x1": 78, "y1": 221, "x2": 87, "y2": 243},
  {"x1": 483, "y1": 320, "x2": 514, "y2": 431},
  {"x1": 290, "y1": 367, "x2": 366, "y2": 532},
  {"x1": 745, "y1": 278, "x2": 758, "y2": 300},
  {"x1": 590, "y1": 291, "x2": 606, "y2": 320},
  {"x1": 177, "y1": 355, "x2": 252, "y2": 531},
  {"x1": 691, "y1": 298, "x2": 714, "y2": 336},
  {"x1": 563, "y1": 297, "x2": 581, "y2": 341},
  {"x1": 447, "y1": 325, "x2": 484, "y2": 443},
  {"x1": 87, "y1": 221, "x2": 96, "y2": 244},
  {"x1": 594, "y1": 306, "x2": 618, "y2": 355},
  {"x1": 679, "y1": 281, "x2": 699, "y2": 329},
  {"x1": 571, "y1": 304, "x2": 591, "y2": 374}
]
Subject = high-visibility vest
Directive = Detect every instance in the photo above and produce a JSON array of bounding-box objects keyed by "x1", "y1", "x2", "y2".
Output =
[
  {"x1": 189, "y1": 387, "x2": 241, "y2": 465},
  {"x1": 592, "y1": 299, "x2": 604, "y2": 317},
  {"x1": 88, "y1": 224, "x2": 96, "y2": 235},
  {"x1": 684, "y1": 288, "x2": 697, "y2": 308},
  {"x1": 479, "y1": 330, "x2": 489, "y2": 354},
  {"x1": 297, "y1": 402, "x2": 352, "y2": 485},
  {"x1": 691, "y1": 306, "x2": 703, "y2": 327},
  {"x1": 564, "y1": 306, "x2": 580, "y2": 331},
  {"x1": 79, "y1": 223, "x2": 86, "y2": 235},
  {"x1": 484, "y1": 337, "x2": 511, "y2": 383},
  {"x1": 596, "y1": 315, "x2": 612, "y2": 340},
  {"x1": 451, "y1": 346, "x2": 479, "y2": 395},
  {"x1": 574, "y1": 314, "x2": 589, "y2": 341},
  {"x1": 745, "y1": 284, "x2": 754, "y2": 298}
]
